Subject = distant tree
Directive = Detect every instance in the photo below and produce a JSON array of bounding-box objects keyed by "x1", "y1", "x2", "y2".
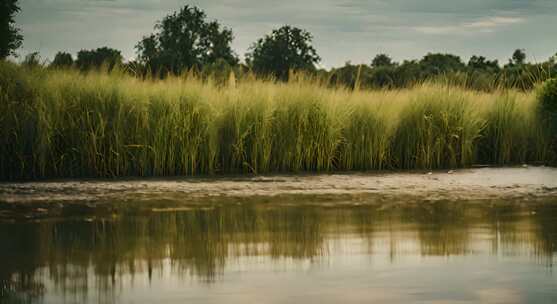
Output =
[
  {"x1": 370, "y1": 67, "x2": 398, "y2": 88},
  {"x1": 511, "y1": 49, "x2": 526, "y2": 66},
  {"x1": 550, "y1": 53, "x2": 557, "y2": 76},
  {"x1": 548, "y1": 53, "x2": 557, "y2": 66},
  {"x1": 393, "y1": 60, "x2": 422, "y2": 86},
  {"x1": 136, "y1": 5, "x2": 238, "y2": 75},
  {"x1": 0, "y1": 0, "x2": 23, "y2": 59},
  {"x1": 419, "y1": 53, "x2": 466, "y2": 76},
  {"x1": 371, "y1": 54, "x2": 396, "y2": 68},
  {"x1": 76, "y1": 47, "x2": 123, "y2": 71},
  {"x1": 22, "y1": 52, "x2": 41, "y2": 68},
  {"x1": 467, "y1": 56, "x2": 499, "y2": 72},
  {"x1": 329, "y1": 62, "x2": 370, "y2": 89},
  {"x1": 51, "y1": 52, "x2": 73, "y2": 68},
  {"x1": 246, "y1": 25, "x2": 321, "y2": 80}
]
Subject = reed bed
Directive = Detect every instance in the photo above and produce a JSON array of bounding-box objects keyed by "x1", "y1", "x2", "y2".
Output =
[{"x1": 0, "y1": 61, "x2": 553, "y2": 180}]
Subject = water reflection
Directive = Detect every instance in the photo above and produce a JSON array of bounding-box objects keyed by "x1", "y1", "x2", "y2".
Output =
[{"x1": 1, "y1": 199, "x2": 557, "y2": 303}]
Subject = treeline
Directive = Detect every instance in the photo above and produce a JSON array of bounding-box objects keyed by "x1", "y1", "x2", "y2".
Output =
[
  {"x1": 3, "y1": 3, "x2": 557, "y2": 91},
  {"x1": 35, "y1": 46, "x2": 557, "y2": 92},
  {"x1": 328, "y1": 51, "x2": 557, "y2": 91}
]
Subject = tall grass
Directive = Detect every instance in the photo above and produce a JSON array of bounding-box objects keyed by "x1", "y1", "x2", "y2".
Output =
[{"x1": 0, "y1": 61, "x2": 553, "y2": 180}]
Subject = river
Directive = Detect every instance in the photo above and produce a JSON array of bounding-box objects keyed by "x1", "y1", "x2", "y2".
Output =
[{"x1": 1, "y1": 167, "x2": 556, "y2": 303}]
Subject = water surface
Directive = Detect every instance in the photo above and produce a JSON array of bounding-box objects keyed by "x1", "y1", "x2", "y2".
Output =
[{"x1": 1, "y1": 168, "x2": 557, "y2": 303}]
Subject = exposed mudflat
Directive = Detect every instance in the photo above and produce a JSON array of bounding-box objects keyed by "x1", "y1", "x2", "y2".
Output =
[{"x1": 1, "y1": 167, "x2": 556, "y2": 205}]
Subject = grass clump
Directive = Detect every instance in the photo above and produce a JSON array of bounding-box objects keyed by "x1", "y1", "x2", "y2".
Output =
[
  {"x1": 392, "y1": 86, "x2": 485, "y2": 169},
  {"x1": 0, "y1": 61, "x2": 553, "y2": 180}
]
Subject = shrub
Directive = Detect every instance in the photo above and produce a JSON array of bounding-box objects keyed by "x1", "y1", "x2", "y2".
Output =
[
  {"x1": 539, "y1": 78, "x2": 557, "y2": 129},
  {"x1": 538, "y1": 78, "x2": 557, "y2": 158}
]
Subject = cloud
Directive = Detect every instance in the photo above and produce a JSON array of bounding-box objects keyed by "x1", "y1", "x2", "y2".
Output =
[
  {"x1": 16, "y1": 0, "x2": 557, "y2": 67},
  {"x1": 415, "y1": 16, "x2": 525, "y2": 35},
  {"x1": 465, "y1": 16, "x2": 524, "y2": 29}
]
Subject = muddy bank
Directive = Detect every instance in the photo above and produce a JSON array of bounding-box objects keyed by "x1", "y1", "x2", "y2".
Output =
[{"x1": 1, "y1": 166, "x2": 556, "y2": 203}]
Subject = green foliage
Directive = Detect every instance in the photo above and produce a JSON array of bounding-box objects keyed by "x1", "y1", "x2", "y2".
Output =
[
  {"x1": 538, "y1": 78, "x2": 557, "y2": 152},
  {"x1": 21, "y1": 52, "x2": 42, "y2": 68},
  {"x1": 0, "y1": 62, "x2": 552, "y2": 180},
  {"x1": 539, "y1": 78, "x2": 557, "y2": 122},
  {"x1": 329, "y1": 62, "x2": 368, "y2": 89},
  {"x1": 135, "y1": 5, "x2": 238, "y2": 76},
  {"x1": 0, "y1": 0, "x2": 22, "y2": 59},
  {"x1": 511, "y1": 49, "x2": 526, "y2": 66},
  {"x1": 76, "y1": 47, "x2": 123, "y2": 71},
  {"x1": 246, "y1": 25, "x2": 321, "y2": 80},
  {"x1": 371, "y1": 54, "x2": 396, "y2": 68},
  {"x1": 324, "y1": 49, "x2": 556, "y2": 91},
  {"x1": 468, "y1": 56, "x2": 499, "y2": 72},
  {"x1": 419, "y1": 53, "x2": 466, "y2": 76},
  {"x1": 50, "y1": 51, "x2": 73, "y2": 68}
]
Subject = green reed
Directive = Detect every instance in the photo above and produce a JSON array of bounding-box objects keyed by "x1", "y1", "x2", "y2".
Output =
[{"x1": 0, "y1": 61, "x2": 553, "y2": 180}]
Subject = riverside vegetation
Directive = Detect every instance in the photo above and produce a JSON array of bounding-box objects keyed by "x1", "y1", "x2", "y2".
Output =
[{"x1": 0, "y1": 61, "x2": 556, "y2": 180}]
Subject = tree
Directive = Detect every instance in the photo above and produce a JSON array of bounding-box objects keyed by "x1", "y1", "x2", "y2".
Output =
[
  {"x1": 467, "y1": 56, "x2": 499, "y2": 72},
  {"x1": 51, "y1": 52, "x2": 73, "y2": 68},
  {"x1": 22, "y1": 52, "x2": 41, "y2": 68},
  {"x1": 329, "y1": 62, "x2": 371, "y2": 89},
  {"x1": 419, "y1": 53, "x2": 466, "y2": 76},
  {"x1": 76, "y1": 47, "x2": 123, "y2": 71},
  {"x1": 511, "y1": 49, "x2": 526, "y2": 66},
  {"x1": 393, "y1": 60, "x2": 422, "y2": 87},
  {"x1": 135, "y1": 5, "x2": 238, "y2": 75},
  {"x1": 246, "y1": 25, "x2": 321, "y2": 80},
  {"x1": 0, "y1": 0, "x2": 23, "y2": 59},
  {"x1": 371, "y1": 54, "x2": 396, "y2": 68}
]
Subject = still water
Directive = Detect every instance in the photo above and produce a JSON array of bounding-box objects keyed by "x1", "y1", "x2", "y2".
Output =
[{"x1": 1, "y1": 169, "x2": 557, "y2": 304}]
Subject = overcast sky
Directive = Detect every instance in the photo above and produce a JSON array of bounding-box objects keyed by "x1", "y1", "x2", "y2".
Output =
[{"x1": 16, "y1": 0, "x2": 557, "y2": 68}]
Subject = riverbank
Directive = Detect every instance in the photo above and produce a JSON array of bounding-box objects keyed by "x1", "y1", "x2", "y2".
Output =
[{"x1": 1, "y1": 167, "x2": 556, "y2": 220}]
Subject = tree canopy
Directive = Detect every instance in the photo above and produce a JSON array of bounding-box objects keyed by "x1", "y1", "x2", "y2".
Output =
[
  {"x1": 135, "y1": 5, "x2": 238, "y2": 75},
  {"x1": 22, "y1": 52, "x2": 41, "y2": 68},
  {"x1": 419, "y1": 53, "x2": 466, "y2": 76},
  {"x1": 511, "y1": 49, "x2": 526, "y2": 66},
  {"x1": 76, "y1": 47, "x2": 123, "y2": 71},
  {"x1": 0, "y1": 0, "x2": 23, "y2": 59},
  {"x1": 371, "y1": 54, "x2": 396, "y2": 68},
  {"x1": 468, "y1": 56, "x2": 499, "y2": 72},
  {"x1": 246, "y1": 25, "x2": 321, "y2": 80},
  {"x1": 51, "y1": 52, "x2": 73, "y2": 68}
]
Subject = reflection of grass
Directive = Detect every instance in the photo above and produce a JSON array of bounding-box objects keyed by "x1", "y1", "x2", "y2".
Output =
[
  {"x1": 401, "y1": 202, "x2": 472, "y2": 256},
  {"x1": 1, "y1": 62, "x2": 553, "y2": 180}
]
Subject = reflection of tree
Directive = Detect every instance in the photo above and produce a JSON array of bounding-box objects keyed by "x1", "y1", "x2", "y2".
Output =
[{"x1": 1, "y1": 200, "x2": 557, "y2": 302}]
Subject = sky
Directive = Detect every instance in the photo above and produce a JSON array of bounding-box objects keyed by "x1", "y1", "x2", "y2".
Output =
[{"x1": 16, "y1": 0, "x2": 557, "y2": 68}]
